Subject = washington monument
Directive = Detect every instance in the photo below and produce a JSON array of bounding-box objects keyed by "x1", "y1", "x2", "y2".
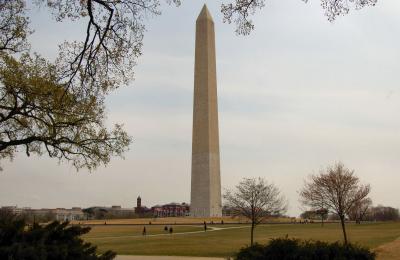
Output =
[{"x1": 190, "y1": 5, "x2": 222, "y2": 217}]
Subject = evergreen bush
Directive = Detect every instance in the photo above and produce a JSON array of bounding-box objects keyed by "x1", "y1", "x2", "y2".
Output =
[
  {"x1": 235, "y1": 238, "x2": 375, "y2": 260},
  {"x1": 0, "y1": 212, "x2": 115, "y2": 260}
]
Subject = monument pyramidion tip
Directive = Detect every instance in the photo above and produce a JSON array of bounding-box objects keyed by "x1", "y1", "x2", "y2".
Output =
[{"x1": 197, "y1": 4, "x2": 214, "y2": 22}]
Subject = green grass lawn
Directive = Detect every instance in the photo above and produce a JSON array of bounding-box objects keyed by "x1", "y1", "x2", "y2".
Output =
[{"x1": 83, "y1": 222, "x2": 400, "y2": 257}]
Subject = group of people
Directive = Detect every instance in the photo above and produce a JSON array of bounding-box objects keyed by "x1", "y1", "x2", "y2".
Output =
[
  {"x1": 142, "y1": 226, "x2": 173, "y2": 236},
  {"x1": 141, "y1": 220, "x2": 224, "y2": 236}
]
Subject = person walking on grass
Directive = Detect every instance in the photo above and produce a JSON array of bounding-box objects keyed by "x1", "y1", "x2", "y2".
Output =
[
  {"x1": 169, "y1": 227, "x2": 173, "y2": 234},
  {"x1": 142, "y1": 226, "x2": 146, "y2": 236},
  {"x1": 204, "y1": 221, "x2": 207, "y2": 232}
]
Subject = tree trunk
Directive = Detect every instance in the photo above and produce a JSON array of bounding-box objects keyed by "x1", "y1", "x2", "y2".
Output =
[
  {"x1": 339, "y1": 215, "x2": 348, "y2": 244},
  {"x1": 250, "y1": 222, "x2": 254, "y2": 246}
]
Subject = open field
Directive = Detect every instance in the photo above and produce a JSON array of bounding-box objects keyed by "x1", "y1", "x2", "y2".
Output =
[
  {"x1": 83, "y1": 221, "x2": 400, "y2": 258},
  {"x1": 83, "y1": 225, "x2": 205, "y2": 239},
  {"x1": 73, "y1": 216, "x2": 293, "y2": 225}
]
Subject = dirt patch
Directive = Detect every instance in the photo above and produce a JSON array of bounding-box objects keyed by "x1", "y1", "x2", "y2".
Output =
[{"x1": 375, "y1": 238, "x2": 400, "y2": 260}]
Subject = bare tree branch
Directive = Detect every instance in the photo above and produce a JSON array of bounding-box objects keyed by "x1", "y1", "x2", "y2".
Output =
[
  {"x1": 0, "y1": 0, "x2": 182, "y2": 170},
  {"x1": 221, "y1": 0, "x2": 378, "y2": 35},
  {"x1": 299, "y1": 162, "x2": 371, "y2": 244},
  {"x1": 0, "y1": 0, "x2": 32, "y2": 52},
  {"x1": 224, "y1": 177, "x2": 287, "y2": 245}
]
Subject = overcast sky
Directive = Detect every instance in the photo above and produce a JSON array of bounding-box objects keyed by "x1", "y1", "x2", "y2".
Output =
[{"x1": 1, "y1": 0, "x2": 399, "y2": 217}]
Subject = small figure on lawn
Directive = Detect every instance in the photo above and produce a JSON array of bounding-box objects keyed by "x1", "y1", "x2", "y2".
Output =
[
  {"x1": 164, "y1": 226, "x2": 168, "y2": 232},
  {"x1": 204, "y1": 222, "x2": 207, "y2": 232},
  {"x1": 169, "y1": 227, "x2": 173, "y2": 234},
  {"x1": 142, "y1": 226, "x2": 146, "y2": 236}
]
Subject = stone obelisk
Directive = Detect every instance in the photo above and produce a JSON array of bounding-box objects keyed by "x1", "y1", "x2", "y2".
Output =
[{"x1": 190, "y1": 4, "x2": 222, "y2": 217}]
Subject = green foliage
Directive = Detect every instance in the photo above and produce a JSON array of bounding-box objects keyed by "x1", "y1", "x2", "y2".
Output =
[
  {"x1": 0, "y1": 213, "x2": 115, "y2": 260},
  {"x1": 0, "y1": 0, "x2": 31, "y2": 53},
  {"x1": 0, "y1": 53, "x2": 131, "y2": 170},
  {"x1": 235, "y1": 238, "x2": 376, "y2": 260},
  {"x1": 0, "y1": 0, "x2": 181, "y2": 171}
]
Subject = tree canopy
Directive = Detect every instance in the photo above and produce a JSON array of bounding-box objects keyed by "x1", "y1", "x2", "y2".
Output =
[
  {"x1": 222, "y1": 0, "x2": 378, "y2": 35},
  {"x1": 0, "y1": 0, "x2": 181, "y2": 170}
]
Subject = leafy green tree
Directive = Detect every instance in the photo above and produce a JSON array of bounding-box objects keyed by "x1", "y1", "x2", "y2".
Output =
[{"x1": 0, "y1": 53, "x2": 130, "y2": 170}]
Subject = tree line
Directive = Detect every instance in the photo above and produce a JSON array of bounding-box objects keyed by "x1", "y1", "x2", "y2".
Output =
[
  {"x1": 302, "y1": 204, "x2": 399, "y2": 223},
  {"x1": 224, "y1": 162, "x2": 398, "y2": 246}
]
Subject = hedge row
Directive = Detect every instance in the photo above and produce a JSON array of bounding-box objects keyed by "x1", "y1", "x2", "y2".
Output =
[{"x1": 235, "y1": 238, "x2": 375, "y2": 260}]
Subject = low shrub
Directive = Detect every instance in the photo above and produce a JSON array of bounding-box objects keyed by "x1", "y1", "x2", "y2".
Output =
[
  {"x1": 235, "y1": 238, "x2": 375, "y2": 260},
  {"x1": 0, "y1": 211, "x2": 115, "y2": 260}
]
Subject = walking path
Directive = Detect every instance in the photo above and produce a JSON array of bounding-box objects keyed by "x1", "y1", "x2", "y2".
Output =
[
  {"x1": 116, "y1": 256, "x2": 224, "y2": 260},
  {"x1": 375, "y1": 237, "x2": 400, "y2": 260},
  {"x1": 90, "y1": 225, "x2": 249, "y2": 240}
]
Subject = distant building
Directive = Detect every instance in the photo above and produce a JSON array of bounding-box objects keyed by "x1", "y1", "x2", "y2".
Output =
[
  {"x1": 135, "y1": 196, "x2": 150, "y2": 216},
  {"x1": 222, "y1": 206, "x2": 238, "y2": 217},
  {"x1": 1, "y1": 206, "x2": 85, "y2": 221},
  {"x1": 135, "y1": 196, "x2": 142, "y2": 214},
  {"x1": 2, "y1": 199, "x2": 193, "y2": 220},
  {"x1": 151, "y1": 203, "x2": 190, "y2": 217},
  {"x1": 51, "y1": 208, "x2": 85, "y2": 221},
  {"x1": 1, "y1": 206, "x2": 26, "y2": 215}
]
